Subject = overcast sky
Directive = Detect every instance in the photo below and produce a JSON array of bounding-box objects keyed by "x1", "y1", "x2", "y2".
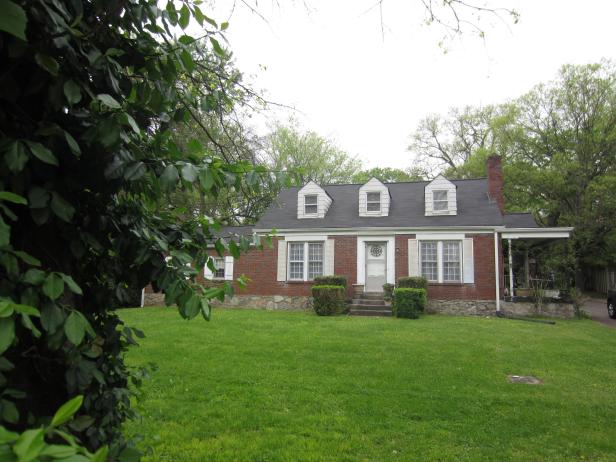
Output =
[{"x1": 208, "y1": 0, "x2": 616, "y2": 169}]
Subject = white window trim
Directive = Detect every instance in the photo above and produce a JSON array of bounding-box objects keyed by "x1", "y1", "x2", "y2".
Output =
[
  {"x1": 304, "y1": 194, "x2": 318, "y2": 216},
  {"x1": 432, "y1": 190, "x2": 449, "y2": 213},
  {"x1": 287, "y1": 241, "x2": 324, "y2": 281},
  {"x1": 365, "y1": 191, "x2": 381, "y2": 214},
  {"x1": 419, "y1": 239, "x2": 463, "y2": 283}
]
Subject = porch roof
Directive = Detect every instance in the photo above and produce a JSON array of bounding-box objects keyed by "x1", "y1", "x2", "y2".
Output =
[{"x1": 501, "y1": 227, "x2": 573, "y2": 239}]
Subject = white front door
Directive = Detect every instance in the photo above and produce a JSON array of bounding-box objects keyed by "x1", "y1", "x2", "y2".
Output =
[{"x1": 365, "y1": 242, "x2": 387, "y2": 292}]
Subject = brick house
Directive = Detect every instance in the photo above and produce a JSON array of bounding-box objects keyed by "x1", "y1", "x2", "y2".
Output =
[{"x1": 146, "y1": 156, "x2": 572, "y2": 315}]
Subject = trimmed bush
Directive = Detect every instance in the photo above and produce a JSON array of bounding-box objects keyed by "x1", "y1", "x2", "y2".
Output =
[
  {"x1": 382, "y1": 283, "x2": 394, "y2": 301},
  {"x1": 313, "y1": 275, "x2": 347, "y2": 288},
  {"x1": 397, "y1": 276, "x2": 428, "y2": 290},
  {"x1": 312, "y1": 285, "x2": 346, "y2": 316},
  {"x1": 393, "y1": 288, "x2": 427, "y2": 319}
]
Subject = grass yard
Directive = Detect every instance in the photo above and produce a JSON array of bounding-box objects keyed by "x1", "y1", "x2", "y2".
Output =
[{"x1": 121, "y1": 308, "x2": 616, "y2": 461}]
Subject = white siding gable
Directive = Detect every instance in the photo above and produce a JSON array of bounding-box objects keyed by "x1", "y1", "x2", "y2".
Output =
[
  {"x1": 358, "y1": 178, "x2": 390, "y2": 217},
  {"x1": 297, "y1": 181, "x2": 332, "y2": 219},
  {"x1": 424, "y1": 175, "x2": 457, "y2": 216}
]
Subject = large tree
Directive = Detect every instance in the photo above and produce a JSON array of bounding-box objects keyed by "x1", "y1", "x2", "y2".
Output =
[
  {"x1": 0, "y1": 0, "x2": 273, "y2": 459},
  {"x1": 265, "y1": 121, "x2": 362, "y2": 185}
]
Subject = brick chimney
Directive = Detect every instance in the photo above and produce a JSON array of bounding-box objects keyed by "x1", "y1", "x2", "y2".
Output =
[{"x1": 487, "y1": 155, "x2": 504, "y2": 214}]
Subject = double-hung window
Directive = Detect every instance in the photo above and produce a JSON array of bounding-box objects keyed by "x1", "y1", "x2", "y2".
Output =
[
  {"x1": 432, "y1": 190, "x2": 448, "y2": 212},
  {"x1": 304, "y1": 195, "x2": 318, "y2": 215},
  {"x1": 288, "y1": 242, "x2": 323, "y2": 281},
  {"x1": 420, "y1": 241, "x2": 438, "y2": 282},
  {"x1": 213, "y1": 257, "x2": 225, "y2": 279},
  {"x1": 420, "y1": 240, "x2": 462, "y2": 283},
  {"x1": 366, "y1": 192, "x2": 381, "y2": 212},
  {"x1": 442, "y1": 241, "x2": 461, "y2": 282}
]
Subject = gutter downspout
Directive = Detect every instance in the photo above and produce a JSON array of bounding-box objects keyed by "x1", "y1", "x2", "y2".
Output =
[{"x1": 494, "y1": 231, "x2": 500, "y2": 312}]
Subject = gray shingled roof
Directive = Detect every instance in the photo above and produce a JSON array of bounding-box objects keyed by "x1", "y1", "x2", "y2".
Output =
[
  {"x1": 254, "y1": 178, "x2": 524, "y2": 230},
  {"x1": 211, "y1": 225, "x2": 253, "y2": 239},
  {"x1": 503, "y1": 212, "x2": 538, "y2": 228}
]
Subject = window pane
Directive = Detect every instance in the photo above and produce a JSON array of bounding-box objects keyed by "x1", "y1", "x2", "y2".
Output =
[
  {"x1": 308, "y1": 262, "x2": 323, "y2": 279},
  {"x1": 305, "y1": 195, "x2": 317, "y2": 205},
  {"x1": 443, "y1": 241, "x2": 461, "y2": 282},
  {"x1": 289, "y1": 262, "x2": 304, "y2": 280},
  {"x1": 289, "y1": 243, "x2": 304, "y2": 261},
  {"x1": 305, "y1": 204, "x2": 318, "y2": 214},
  {"x1": 420, "y1": 241, "x2": 437, "y2": 281},
  {"x1": 367, "y1": 192, "x2": 380, "y2": 202},
  {"x1": 308, "y1": 243, "x2": 323, "y2": 262}
]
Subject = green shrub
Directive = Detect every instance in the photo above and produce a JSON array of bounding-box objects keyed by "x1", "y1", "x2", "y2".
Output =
[
  {"x1": 397, "y1": 276, "x2": 428, "y2": 290},
  {"x1": 313, "y1": 275, "x2": 347, "y2": 288},
  {"x1": 382, "y1": 283, "x2": 395, "y2": 301},
  {"x1": 312, "y1": 285, "x2": 346, "y2": 316},
  {"x1": 393, "y1": 288, "x2": 427, "y2": 319}
]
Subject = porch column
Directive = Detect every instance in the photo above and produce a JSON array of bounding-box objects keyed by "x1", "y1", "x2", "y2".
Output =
[
  {"x1": 524, "y1": 249, "x2": 529, "y2": 288},
  {"x1": 508, "y1": 239, "x2": 514, "y2": 298}
]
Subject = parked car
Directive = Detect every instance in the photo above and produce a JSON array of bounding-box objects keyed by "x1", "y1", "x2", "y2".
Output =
[{"x1": 608, "y1": 290, "x2": 616, "y2": 319}]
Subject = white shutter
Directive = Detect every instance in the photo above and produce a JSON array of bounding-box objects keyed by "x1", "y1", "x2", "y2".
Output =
[
  {"x1": 277, "y1": 240, "x2": 287, "y2": 281},
  {"x1": 224, "y1": 256, "x2": 234, "y2": 280},
  {"x1": 463, "y1": 238, "x2": 474, "y2": 284},
  {"x1": 323, "y1": 239, "x2": 335, "y2": 276},
  {"x1": 204, "y1": 257, "x2": 214, "y2": 280},
  {"x1": 408, "y1": 239, "x2": 419, "y2": 277}
]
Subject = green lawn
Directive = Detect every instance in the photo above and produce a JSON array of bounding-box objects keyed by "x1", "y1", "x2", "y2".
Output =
[{"x1": 121, "y1": 308, "x2": 616, "y2": 461}]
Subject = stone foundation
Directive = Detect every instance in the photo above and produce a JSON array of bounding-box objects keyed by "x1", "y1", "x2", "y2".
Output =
[
  {"x1": 500, "y1": 300, "x2": 574, "y2": 319},
  {"x1": 427, "y1": 299, "x2": 574, "y2": 318},
  {"x1": 214, "y1": 295, "x2": 311, "y2": 311},
  {"x1": 143, "y1": 292, "x2": 165, "y2": 306},
  {"x1": 426, "y1": 299, "x2": 496, "y2": 316}
]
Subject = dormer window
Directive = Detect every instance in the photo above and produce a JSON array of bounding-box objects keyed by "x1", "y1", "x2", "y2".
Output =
[
  {"x1": 433, "y1": 190, "x2": 448, "y2": 211},
  {"x1": 366, "y1": 192, "x2": 381, "y2": 212},
  {"x1": 304, "y1": 195, "x2": 318, "y2": 215},
  {"x1": 425, "y1": 175, "x2": 457, "y2": 216}
]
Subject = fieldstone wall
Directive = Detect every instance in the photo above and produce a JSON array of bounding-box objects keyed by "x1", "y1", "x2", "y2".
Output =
[
  {"x1": 143, "y1": 292, "x2": 164, "y2": 306},
  {"x1": 427, "y1": 299, "x2": 496, "y2": 316},
  {"x1": 426, "y1": 299, "x2": 574, "y2": 318},
  {"x1": 215, "y1": 295, "x2": 311, "y2": 311},
  {"x1": 500, "y1": 300, "x2": 574, "y2": 319}
]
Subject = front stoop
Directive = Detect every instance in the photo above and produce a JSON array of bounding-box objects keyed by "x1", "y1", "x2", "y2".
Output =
[{"x1": 348, "y1": 292, "x2": 392, "y2": 317}]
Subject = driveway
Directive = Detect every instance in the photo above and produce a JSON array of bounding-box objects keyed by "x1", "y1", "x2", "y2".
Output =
[{"x1": 583, "y1": 297, "x2": 616, "y2": 329}]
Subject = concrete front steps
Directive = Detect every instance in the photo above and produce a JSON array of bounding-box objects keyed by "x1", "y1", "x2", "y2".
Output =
[{"x1": 348, "y1": 292, "x2": 392, "y2": 317}]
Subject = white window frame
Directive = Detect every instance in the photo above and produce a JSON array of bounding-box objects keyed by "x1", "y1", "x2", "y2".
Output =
[
  {"x1": 442, "y1": 240, "x2": 462, "y2": 283},
  {"x1": 212, "y1": 257, "x2": 225, "y2": 280},
  {"x1": 432, "y1": 190, "x2": 448, "y2": 212},
  {"x1": 287, "y1": 241, "x2": 324, "y2": 281},
  {"x1": 420, "y1": 241, "x2": 438, "y2": 282},
  {"x1": 419, "y1": 240, "x2": 462, "y2": 283},
  {"x1": 366, "y1": 191, "x2": 381, "y2": 213},
  {"x1": 304, "y1": 195, "x2": 318, "y2": 215}
]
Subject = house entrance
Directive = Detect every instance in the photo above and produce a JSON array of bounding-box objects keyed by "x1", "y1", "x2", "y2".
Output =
[{"x1": 365, "y1": 242, "x2": 387, "y2": 292}]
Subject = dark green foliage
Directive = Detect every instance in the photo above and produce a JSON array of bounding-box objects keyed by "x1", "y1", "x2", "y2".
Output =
[
  {"x1": 382, "y1": 283, "x2": 394, "y2": 301},
  {"x1": 311, "y1": 285, "x2": 346, "y2": 316},
  {"x1": 397, "y1": 277, "x2": 429, "y2": 290},
  {"x1": 313, "y1": 275, "x2": 347, "y2": 288},
  {"x1": 393, "y1": 288, "x2": 427, "y2": 319},
  {"x1": 0, "y1": 0, "x2": 279, "y2": 458}
]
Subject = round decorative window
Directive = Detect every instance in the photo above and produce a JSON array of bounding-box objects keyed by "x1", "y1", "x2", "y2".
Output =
[{"x1": 370, "y1": 245, "x2": 383, "y2": 257}]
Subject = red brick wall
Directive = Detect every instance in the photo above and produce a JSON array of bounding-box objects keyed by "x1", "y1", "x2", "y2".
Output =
[
  {"x1": 332, "y1": 236, "x2": 357, "y2": 298},
  {"x1": 190, "y1": 233, "x2": 504, "y2": 301},
  {"x1": 487, "y1": 155, "x2": 505, "y2": 214}
]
